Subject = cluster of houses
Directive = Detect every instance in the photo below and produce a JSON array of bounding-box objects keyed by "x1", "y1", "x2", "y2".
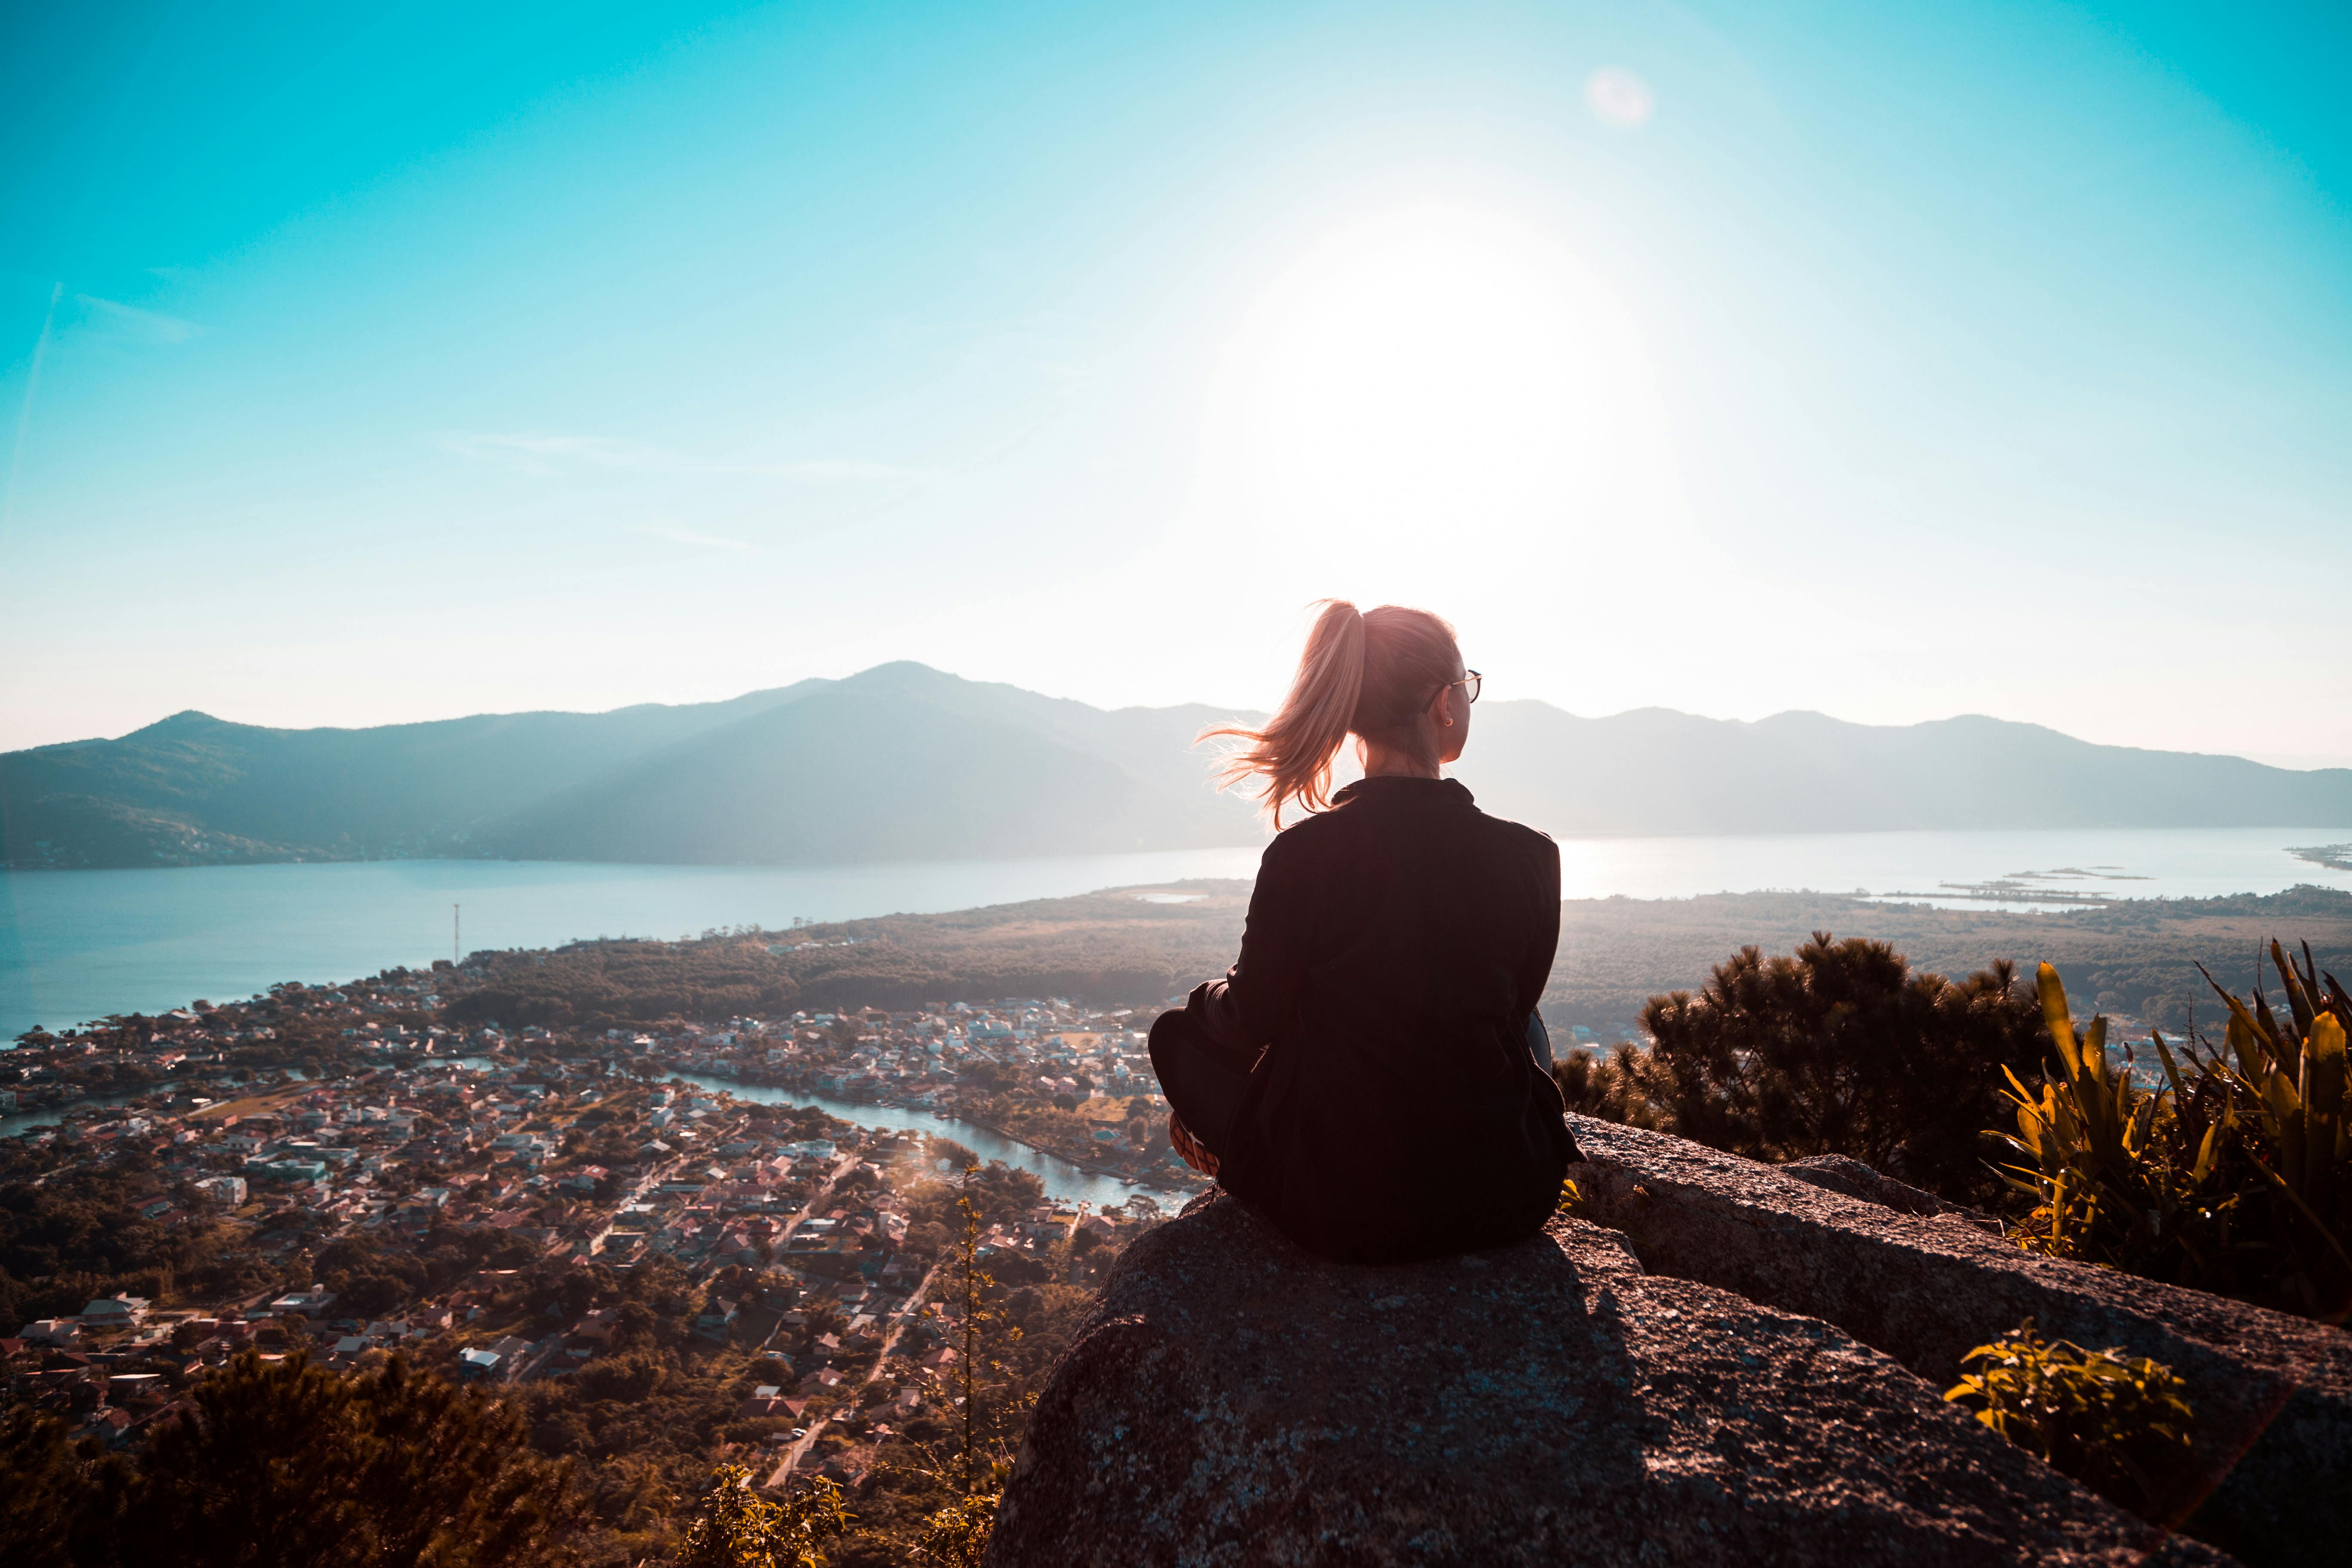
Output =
[
  {"x1": 4, "y1": 1292, "x2": 189, "y2": 1447},
  {"x1": 11, "y1": 965, "x2": 1196, "y2": 1187},
  {"x1": 1, "y1": 1277, "x2": 482, "y2": 1443},
  {"x1": 624, "y1": 999, "x2": 1209, "y2": 1184},
  {"x1": 3, "y1": 1028, "x2": 1157, "y2": 1479},
  {"x1": 6, "y1": 973, "x2": 461, "y2": 1131},
  {"x1": 652, "y1": 998, "x2": 1170, "y2": 1108},
  {"x1": 5, "y1": 961, "x2": 1195, "y2": 1488}
]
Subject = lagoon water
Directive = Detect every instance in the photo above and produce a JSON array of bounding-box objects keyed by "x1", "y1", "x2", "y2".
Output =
[
  {"x1": 0, "y1": 848, "x2": 1264, "y2": 1041},
  {"x1": 3, "y1": 827, "x2": 2349, "y2": 1038}
]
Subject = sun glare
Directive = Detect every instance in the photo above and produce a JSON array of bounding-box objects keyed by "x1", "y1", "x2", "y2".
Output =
[{"x1": 1194, "y1": 202, "x2": 1675, "y2": 584}]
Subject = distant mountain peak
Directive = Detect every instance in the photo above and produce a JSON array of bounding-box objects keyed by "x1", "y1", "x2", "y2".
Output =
[
  {"x1": 835, "y1": 660, "x2": 960, "y2": 693},
  {"x1": 128, "y1": 710, "x2": 236, "y2": 738}
]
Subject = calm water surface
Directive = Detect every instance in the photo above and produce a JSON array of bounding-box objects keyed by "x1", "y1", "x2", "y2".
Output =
[
  {"x1": 0, "y1": 849, "x2": 1263, "y2": 1039},
  {"x1": 1558, "y1": 826, "x2": 2352, "y2": 911},
  {"x1": 4, "y1": 828, "x2": 2349, "y2": 1038}
]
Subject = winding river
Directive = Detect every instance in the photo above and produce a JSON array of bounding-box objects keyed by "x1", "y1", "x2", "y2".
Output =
[{"x1": 667, "y1": 1071, "x2": 1195, "y2": 1212}]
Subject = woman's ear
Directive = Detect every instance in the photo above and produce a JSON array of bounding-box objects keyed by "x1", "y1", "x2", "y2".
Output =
[{"x1": 1433, "y1": 684, "x2": 1457, "y2": 729}]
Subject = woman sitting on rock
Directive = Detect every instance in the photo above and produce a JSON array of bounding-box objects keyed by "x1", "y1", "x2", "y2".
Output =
[{"x1": 1151, "y1": 600, "x2": 1579, "y2": 1264}]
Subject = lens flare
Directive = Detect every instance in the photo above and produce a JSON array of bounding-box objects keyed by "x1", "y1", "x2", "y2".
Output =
[{"x1": 1584, "y1": 67, "x2": 1654, "y2": 129}]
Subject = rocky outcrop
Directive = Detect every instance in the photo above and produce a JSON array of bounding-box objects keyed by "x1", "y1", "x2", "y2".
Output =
[
  {"x1": 1565, "y1": 1115, "x2": 2352, "y2": 1567},
  {"x1": 1778, "y1": 1153, "x2": 1991, "y2": 1223},
  {"x1": 988, "y1": 1192, "x2": 2229, "y2": 1567}
]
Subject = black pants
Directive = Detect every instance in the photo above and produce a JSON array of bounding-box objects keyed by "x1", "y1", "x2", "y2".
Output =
[
  {"x1": 1147, "y1": 1009, "x2": 1254, "y2": 1164},
  {"x1": 1149, "y1": 1008, "x2": 1555, "y2": 1166}
]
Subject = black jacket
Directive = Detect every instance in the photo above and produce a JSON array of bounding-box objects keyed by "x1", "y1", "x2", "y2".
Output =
[{"x1": 1187, "y1": 775, "x2": 1575, "y2": 1262}]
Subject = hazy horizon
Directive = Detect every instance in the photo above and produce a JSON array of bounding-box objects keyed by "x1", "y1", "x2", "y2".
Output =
[
  {"x1": 6, "y1": 3, "x2": 2348, "y2": 763},
  {"x1": 18, "y1": 659, "x2": 2352, "y2": 777}
]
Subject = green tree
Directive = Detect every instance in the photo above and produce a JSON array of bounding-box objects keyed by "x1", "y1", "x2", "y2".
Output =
[{"x1": 1556, "y1": 933, "x2": 2048, "y2": 1204}]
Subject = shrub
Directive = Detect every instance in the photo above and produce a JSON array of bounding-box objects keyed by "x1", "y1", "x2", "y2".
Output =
[
  {"x1": 1556, "y1": 933, "x2": 2048, "y2": 1204},
  {"x1": 1993, "y1": 949, "x2": 2351, "y2": 1319},
  {"x1": 676, "y1": 1463, "x2": 848, "y2": 1568},
  {"x1": 1944, "y1": 1319, "x2": 2193, "y2": 1517},
  {"x1": 915, "y1": 1473, "x2": 1006, "y2": 1568}
]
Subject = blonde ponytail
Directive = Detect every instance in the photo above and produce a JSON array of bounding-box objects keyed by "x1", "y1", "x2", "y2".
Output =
[{"x1": 1202, "y1": 600, "x2": 1460, "y2": 828}]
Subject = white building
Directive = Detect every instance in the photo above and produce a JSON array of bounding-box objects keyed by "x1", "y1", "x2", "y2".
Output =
[
  {"x1": 196, "y1": 1175, "x2": 248, "y2": 1207},
  {"x1": 269, "y1": 1287, "x2": 338, "y2": 1318},
  {"x1": 79, "y1": 1294, "x2": 152, "y2": 1327}
]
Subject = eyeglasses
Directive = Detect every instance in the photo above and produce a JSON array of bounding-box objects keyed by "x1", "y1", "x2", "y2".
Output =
[{"x1": 1445, "y1": 670, "x2": 1482, "y2": 704}]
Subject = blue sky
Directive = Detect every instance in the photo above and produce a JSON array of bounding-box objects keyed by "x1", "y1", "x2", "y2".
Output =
[{"x1": 4, "y1": 0, "x2": 2348, "y2": 763}]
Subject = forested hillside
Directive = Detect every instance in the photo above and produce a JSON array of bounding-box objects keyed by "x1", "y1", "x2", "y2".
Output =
[
  {"x1": 446, "y1": 882, "x2": 1252, "y2": 1028},
  {"x1": 440, "y1": 881, "x2": 2352, "y2": 1041}
]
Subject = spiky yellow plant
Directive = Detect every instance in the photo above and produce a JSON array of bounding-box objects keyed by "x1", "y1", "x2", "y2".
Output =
[{"x1": 1990, "y1": 946, "x2": 2351, "y2": 1319}]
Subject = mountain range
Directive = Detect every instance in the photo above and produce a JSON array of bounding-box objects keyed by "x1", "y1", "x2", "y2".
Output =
[{"x1": 4, "y1": 662, "x2": 2349, "y2": 870}]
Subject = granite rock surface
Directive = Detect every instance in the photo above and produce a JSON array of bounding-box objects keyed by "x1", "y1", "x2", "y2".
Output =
[
  {"x1": 1778, "y1": 1153, "x2": 1992, "y2": 1224},
  {"x1": 987, "y1": 1192, "x2": 2228, "y2": 1568},
  {"x1": 1566, "y1": 1115, "x2": 2352, "y2": 1566}
]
